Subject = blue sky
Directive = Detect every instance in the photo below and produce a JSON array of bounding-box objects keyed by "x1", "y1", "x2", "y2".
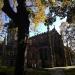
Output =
[
  {"x1": 0, "y1": 1, "x2": 67, "y2": 42},
  {"x1": 29, "y1": 6, "x2": 67, "y2": 37},
  {"x1": 29, "y1": 16, "x2": 67, "y2": 37},
  {"x1": 0, "y1": 12, "x2": 67, "y2": 42}
]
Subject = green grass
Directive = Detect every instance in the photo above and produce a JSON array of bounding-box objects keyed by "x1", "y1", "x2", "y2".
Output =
[
  {"x1": 0, "y1": 67, "x2": 75, "y2": 75},
  {"x1": 0, "y1": 66, "x2": 15, "y2": 75},
  {"x1": 25, "y1": 68, "x2": 75, "y2": 75},
  {"x1": 26, "y1": 70, "x2": 51, "y2": 75},
  {"x1": 64, "y1": 68, "x2": 75, "y2": 75}
]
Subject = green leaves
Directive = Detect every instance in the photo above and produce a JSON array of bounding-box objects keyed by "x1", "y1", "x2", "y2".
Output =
[
  {"x1": 41, "y1": 0, "x2": 46, "y2": 5},
  {"x1": 44, "y1": 20, "x2": 48, "y2": 26},
  {"x1": 44, "y1": 16, "x2": 56, "y2": 26}
]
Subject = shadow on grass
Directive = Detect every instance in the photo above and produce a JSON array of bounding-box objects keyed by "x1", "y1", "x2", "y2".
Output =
[
  {"x1": 25, "y1": 68, "x2": 75, "y2": 75},
  {"x1": 0, "y1": 67, "x2": 75, "y2": 75},
  {"x1": 64, "y1": 68, "x2": 75, "y2": 75}
]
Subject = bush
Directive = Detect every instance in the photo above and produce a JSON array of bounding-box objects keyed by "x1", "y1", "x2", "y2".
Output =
[{"x1": 0, "y1": 66, "x2": 15, "y2": 75}]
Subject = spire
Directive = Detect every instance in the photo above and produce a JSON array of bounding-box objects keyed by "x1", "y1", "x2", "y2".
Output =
[
  {"x1": 51, "y1": 26, "x2": 58, "y2": 34},
  {"x1": 54, "y1": 25, "x2": 55, "y2": 29}
]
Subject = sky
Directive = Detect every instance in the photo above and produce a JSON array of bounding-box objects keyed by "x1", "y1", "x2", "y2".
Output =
[
  {"x1": 0, "y1": 0, "x2": 67, "y2": 42},
  {"x1": 29, "y1": 16, "x2": 67, "y2": 37},
  {"x1": 0, "y1": 12, "x2": 67, "y2": 43},
  {"x1": 0, "y1": 12, "x2": 9, "y2": 43}
]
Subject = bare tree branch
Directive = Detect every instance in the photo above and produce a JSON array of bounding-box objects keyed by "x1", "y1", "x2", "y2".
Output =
[
  {"x1": 2, "y1": 0, "x2": 16, "y2": 20},
  {"x1": 17, "y1": 0, "x2": 25, "y2": 6}
]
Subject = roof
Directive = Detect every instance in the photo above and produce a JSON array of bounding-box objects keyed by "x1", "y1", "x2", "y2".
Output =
[{"x1": 30, "y1": 28, "x2": 60, "y2": 38}]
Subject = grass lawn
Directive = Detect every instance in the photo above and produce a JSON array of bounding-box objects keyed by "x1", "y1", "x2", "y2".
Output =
[
  {"x1": 64, "y1": 68, "x2": 75, "y2": 75},
  {"x1": 0, "y1": 66, "x2": 75, "y2": 75},
  {"x1": 25, "y1": 67, "x2": 75, "y2": 75}
]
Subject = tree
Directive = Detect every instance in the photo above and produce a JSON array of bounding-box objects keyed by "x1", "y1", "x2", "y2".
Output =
[
  {"x1": 2, "y1": 0, "x2": 30, "y2": 75},
  {"x1": 60, "y1": 22, "x2": 75, "y2": 65},
  {"x1": 60, "y1": 22, "x2": 75, "y2": 51}
]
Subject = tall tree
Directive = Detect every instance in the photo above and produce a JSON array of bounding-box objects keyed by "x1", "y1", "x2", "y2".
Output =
[{"x1": 2, "y1": 0, "x2": 30, "y2": 75}]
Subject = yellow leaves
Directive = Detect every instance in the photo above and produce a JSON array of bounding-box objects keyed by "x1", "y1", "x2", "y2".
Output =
[
  {"x1": 32, "y1": 0, "x2": 46, "y2": 28},
  {"x1": 0, "y1": 0, "x2": 4, "y2": 10},
  {"x1": 62, "y1": 0, "x2": 71, "y2": 7},
  {"x1": 35, "y1": 0, "x2": 42, "y2": 6},
  {"x1": 48, "y1": 0, "x2": 56, "y2": 5},
  {"x1": 51, "y1": 0, "x2": 56, "y2": 3},
  {"x1": 33, "y1": 9, "x2": 46, "y2": 27},
  {"x1": 0, "y1": 19, "x2": 3, "y2": 32}
]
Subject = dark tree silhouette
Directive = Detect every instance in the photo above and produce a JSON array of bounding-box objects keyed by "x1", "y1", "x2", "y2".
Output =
[{"x1": 2, "y1": 0, "x2": 30, "y2": 75}]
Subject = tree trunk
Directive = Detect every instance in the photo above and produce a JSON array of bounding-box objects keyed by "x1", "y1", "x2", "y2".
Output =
[
  {"x1": 15, "y1": 6, "x2": 29, "y2": 75},
  {"x1": 15, "y1": 27, "x2": 28, "y2": 75},
  {"x1": 2, "y1": 0, "x2": 30, "y2": 75}
]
